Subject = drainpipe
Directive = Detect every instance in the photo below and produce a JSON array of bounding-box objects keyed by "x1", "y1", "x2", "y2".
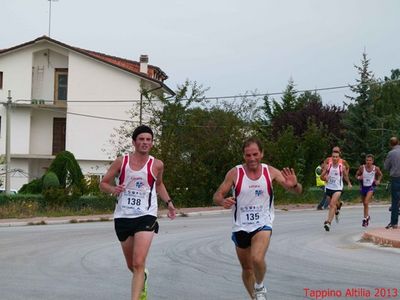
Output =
[{"x1": 5, "y1": 90, "x2": 12, "y2": 194}]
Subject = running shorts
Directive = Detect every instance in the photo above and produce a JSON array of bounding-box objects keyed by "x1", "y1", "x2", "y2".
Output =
[
  {"x1": 114, "y1": 215, "x2": 159, "y2": 242},
  {"x1": 325, "y1": 188, "x2": 343, "y2": 198},
  {"x1": 231, "y1": 225, "x2": 272, "y2": 249},
  {"x1": 360, "y1": 185, "x2": 375, "y2": 196}
]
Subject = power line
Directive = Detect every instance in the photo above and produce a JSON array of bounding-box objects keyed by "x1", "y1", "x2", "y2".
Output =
[
  {"x1": 2, "y1": 77, "x2": 399, "y2": 123},
  {"x1": 7, "y1": 77, "x2": 400, "y2": 104},
  {"x1": 38, "y1": 107, "x2": 135, "y2": 122}
]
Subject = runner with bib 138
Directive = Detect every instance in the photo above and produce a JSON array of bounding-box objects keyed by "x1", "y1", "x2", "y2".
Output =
[{"x1": 100, "y1": 125, "x2": 176, "y2": 300}]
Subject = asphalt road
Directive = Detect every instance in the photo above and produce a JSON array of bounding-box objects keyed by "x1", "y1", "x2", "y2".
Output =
[{"x1": 0, "y1": 206, "x2": 399, "y2": 300}]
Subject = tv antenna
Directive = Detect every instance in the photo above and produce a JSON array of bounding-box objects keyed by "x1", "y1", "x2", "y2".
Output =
[{"x1": 48, "y1": 0, "x2": 59, "y2": 37}]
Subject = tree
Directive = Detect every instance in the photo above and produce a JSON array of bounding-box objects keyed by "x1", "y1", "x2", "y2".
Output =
[
  {"x1": 148, "y1": 81, "x2": 259, "y2": 206},
  {"x1": 342, "y1": 52, "x2": 380, "y2": 167},
  {"x1": 257, "y1": 80, "x2": 345, "y2": 187},
  {"x1": 298, "y1": 121, "x2": 330, "y2": 187},
  {"x1": 261, "y1": 78, "x2": 298, "y2": 124},
  {"x1": 370, "y1": 69, "x2": 400, "y2": 165}
]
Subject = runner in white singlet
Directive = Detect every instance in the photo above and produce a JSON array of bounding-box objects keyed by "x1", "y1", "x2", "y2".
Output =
[
  {"x1": 320, "y1": 149, "x2": 352, "y2": 231},
  {"x1": 213, "y1": 137, "x2": 303, "y2": 300},
  {"x1": 232, "y1": 163, "x2": 274, "y2": 233},
  {"x1": 100, "y1": 125, "x2": 176, "y2": 300},
  {"x1": 355, "y1": 154, "x2": 383, "y2": 227},
  {"x1": 323, "y1": 146, "x2": 351, "y2": 216},
  {"x1": 114, "y1": 153, "x2": 158, "y2": 219}
]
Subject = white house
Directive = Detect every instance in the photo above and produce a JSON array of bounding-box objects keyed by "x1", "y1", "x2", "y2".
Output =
[{"x1": 0, "y1": 36, "x2": 174, "y2": 191}]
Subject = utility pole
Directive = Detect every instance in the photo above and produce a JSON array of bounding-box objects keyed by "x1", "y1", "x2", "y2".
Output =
[
  {"x1": 5, "y1": 90, "x2": 12, "y2": 194},
  {"x1": 139, "y1": 93, "x2": 143, "y2": 125}
]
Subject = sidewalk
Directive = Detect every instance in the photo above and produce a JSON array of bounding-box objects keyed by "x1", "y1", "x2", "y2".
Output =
[
  {"x1": 362, "y1": 228, "x2": 400, "y2": 248},
  {"x1": 0, "y1": 206, "x2": 230, "y2": 227},
  {"x1": 1, "y1": 204, "x2": 399, "y2": 248}
]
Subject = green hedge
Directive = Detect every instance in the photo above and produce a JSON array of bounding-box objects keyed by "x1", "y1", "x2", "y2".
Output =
[
  {"x1": 0, "y1": 194, "x2": 44, "y2": 205},
  {"x1": 68, "y1": 195, "x2": 115, "y2": 211},
  {"x1": 0, "y1": 194, "x2": 115, "y2": 211},
  {"x1": 0, "y1": 186, "x2": 391, "y2": 218}
]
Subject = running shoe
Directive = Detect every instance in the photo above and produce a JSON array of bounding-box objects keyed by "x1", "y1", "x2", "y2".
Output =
[
  {"x1": 255, "y1": 286, "x2": 267, "y2": 300},
  {"x1": 139, "y1": 269, "x2": 148, "y2": 300},
  {"x1": 335, "y1": 210, "x2": 340, "y2": 223},
  {"x1": 362, "y1": 216, "x2": 370, "y2": 227},
  {"x1": 385, "y1": 223, "x2": 398, "y2": 229},
  {"x1": 324, "y1": 221, "x2": 331, "y2": 232},
  {"x1": 335, "y1": 201, "x2": 343, "y2": 223}
]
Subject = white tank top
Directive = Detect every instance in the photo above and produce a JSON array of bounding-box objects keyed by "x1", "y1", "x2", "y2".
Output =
[
  {"x1": 362, "y1": 165, "x2": 376, "y2": 187},
  {"x1": 114, "y1": 154, "x2": 158, "y2": 219},
  {"x1": 231, "y1": 163, "x2": 274, "y2": 232},
  {"x1": 325, "y1": 163, "x2": 343, "y2": 190}
]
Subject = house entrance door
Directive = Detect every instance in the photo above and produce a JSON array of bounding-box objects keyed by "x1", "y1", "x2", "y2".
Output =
[{"x1": 52, "y1": 118, "x2": 66, "y2": 155}]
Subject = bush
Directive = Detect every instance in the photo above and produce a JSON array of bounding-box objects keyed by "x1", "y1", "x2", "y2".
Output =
[
  {"x1": 43, "y1": 171, "x2": 60, "y2": 189},
  {"x1": 18, "y1": 178, "x2": 43, "y2": 194},
  {"x1": 68, "y1": 195, "x2": 115, "y2": 211},
  {"x1": 42, "y1": 187, "x2": 70, "y2": 208}
]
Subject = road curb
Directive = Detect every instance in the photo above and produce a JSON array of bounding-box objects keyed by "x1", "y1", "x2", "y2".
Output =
[
  {"x1": 362, "y1": 228, "x2": 400, "y2": 248},
  {"x1": 0, "y1": 210, "x2": 231, "y2": 227}
]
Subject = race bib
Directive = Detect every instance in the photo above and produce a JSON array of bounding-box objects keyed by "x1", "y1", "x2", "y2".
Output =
[
  {"x1": 240, "y1": 205, "x2": 263, "y2": 225},
  {"x1": 364, "y1": 178, "x2": 372, "y2": 185},
  {"x1": 120, "y1": 188, "x2": 149, "y2": 215},
  {"x1": 328, "y1": 176, "x2": 338, "y2": 185}
]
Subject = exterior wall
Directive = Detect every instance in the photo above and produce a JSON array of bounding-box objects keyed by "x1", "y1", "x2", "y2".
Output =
[
  {"x1": 0, "y1": 106, "x2": 32, "y2": 156},
  {"x1": 28, "y1": 157, "x2": 53, "y2": 180},
  {"x1": 66, "y1": 52, "x2": 141, "y2": 161},
  {"x1": 79, "y1": 160, "x2": 111, "y2": 177},
  {"x1": 32, "y1": 49, "x2": 68, "y2": 102},
  {"x1": 0, "y1": 48, "x2": 33, "y2": 103},
  {"x1": 10, "y1": 107, "x2": 31, "y2": 154},
  {"x1": 30, "y1": 108, "x2": 65, "y2": 155}
]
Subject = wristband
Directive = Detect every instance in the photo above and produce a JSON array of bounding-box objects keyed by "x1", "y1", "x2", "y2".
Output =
[
  {"x1": 166, "y1": 199, "x2": 173, "y2": 206},
  {"x1": 292, "y1": 183, "x2": 298, "y2": 189}
]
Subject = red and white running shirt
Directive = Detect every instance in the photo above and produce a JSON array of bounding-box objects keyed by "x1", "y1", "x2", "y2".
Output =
[
  {"x1": 114, "y1": 154, "x2": 158, "y2": 219},
  {"x1": 232, "y1": 163, "x2": 274, "y2": 232}
]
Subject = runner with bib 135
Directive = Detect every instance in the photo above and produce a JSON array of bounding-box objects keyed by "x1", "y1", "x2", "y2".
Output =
[{"x1": 213, "y1": 137, "x2": 302, "y2": 300}]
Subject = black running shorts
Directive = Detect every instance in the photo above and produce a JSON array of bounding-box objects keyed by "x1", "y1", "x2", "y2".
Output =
[
  {"x1": 114, "y1": 215, "x2": 159, "y2": 242},
  {"x1": 231, "y1": 225, "x2": 272, "y2": 249},
  {"x1": 325, "y1": 188, "x2": 343, "y2": 198}
]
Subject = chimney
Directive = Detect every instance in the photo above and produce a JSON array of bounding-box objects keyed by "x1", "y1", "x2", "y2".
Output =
[{"x1": 139, "y1": 55, "x2": 148, "y2": 74}]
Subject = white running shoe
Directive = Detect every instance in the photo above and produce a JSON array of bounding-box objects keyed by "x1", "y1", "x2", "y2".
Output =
[
  {"x1": 324, "y1": 221, "x2": 331, "y2": 232},
  {"x1": 255, "y1": 286, "x2": 267, "y2": 300}
]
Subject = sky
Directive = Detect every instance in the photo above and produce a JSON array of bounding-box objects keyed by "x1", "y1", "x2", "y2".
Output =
[{"x1": 1, "y1": 0, "x2": 400, "y2": 106}]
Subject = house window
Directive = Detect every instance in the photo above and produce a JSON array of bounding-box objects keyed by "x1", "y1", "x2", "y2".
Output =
[
  {"x1": 54, "y1": 68, "x2": 68, "y2": 102},
  {"x1": 0, "y1": 72, "x2": 3, "y2": 89}
]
